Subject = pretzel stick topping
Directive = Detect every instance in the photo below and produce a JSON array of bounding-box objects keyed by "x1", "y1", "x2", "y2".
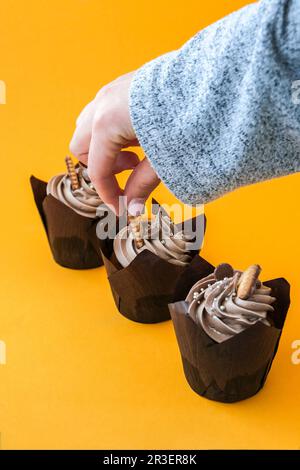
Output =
[
  {"x1": 65, "y1": 156, "x2": 80, "y2": 191},
  {"x1": 128, "y1": 214, "x2": 144, "y2": 249},
  {"x1": 237, "y1": 264, "x2": 262, "y2": 300}
]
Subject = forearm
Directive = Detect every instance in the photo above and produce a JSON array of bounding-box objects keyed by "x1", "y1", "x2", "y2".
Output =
[{"x1": 129, "y1": 0, "x2": 300, "y2": 205}]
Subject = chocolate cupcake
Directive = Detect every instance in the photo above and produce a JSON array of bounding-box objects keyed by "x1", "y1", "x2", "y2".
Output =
[
  {"x1": 97, "y1": 202, "x2": 206, "y2": 324},
  {"x1": 169, "y1": 258, "x2": 290, "y2": 402},
  {"x1": 30, "y1": 157, "x2": 107, "y2": 269}
]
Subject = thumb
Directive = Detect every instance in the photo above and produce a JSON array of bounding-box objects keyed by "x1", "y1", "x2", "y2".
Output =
[{"x1": 124, "y1": 158, "x2": 160, "y2": 215}]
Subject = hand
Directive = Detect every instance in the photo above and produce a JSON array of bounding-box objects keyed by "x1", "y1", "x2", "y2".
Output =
[{"x1": 70, "y1": 71, "x2": 160, "y2": 215}]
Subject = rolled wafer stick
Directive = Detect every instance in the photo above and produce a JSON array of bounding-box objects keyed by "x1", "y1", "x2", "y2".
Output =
[
  {"x1": 237, "y1": 264, "x2": 262, "y2": 300},
  {"x1": 65, "y1": 156, "x2": 80, "y2": 191},
  {"x1": 128, "y1": 214, "x2": 144, "y2": 249}
]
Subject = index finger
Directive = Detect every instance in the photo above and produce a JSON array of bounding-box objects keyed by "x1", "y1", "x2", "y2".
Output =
[
  {"x1": 88, "y1": 126, "x2": 124, "y2": 215},
  {"x1": 70, "y1": 100, "x2": 96, "y2": 161}
]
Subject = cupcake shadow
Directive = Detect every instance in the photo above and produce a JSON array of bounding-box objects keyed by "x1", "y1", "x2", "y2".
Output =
[
  {"x1": 169, "y1": 256, "x2": 291, "y2": 403},
  {"x1": 30, "y1": 175, "x2": 103, "y2": 269}
]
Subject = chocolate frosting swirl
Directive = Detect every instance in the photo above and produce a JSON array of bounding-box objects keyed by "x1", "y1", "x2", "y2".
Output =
[
  {"x1": 186, "y1": 265, "x2": 276, "y2": 343},
  {"x1": 47, "y1": 165, "x2": 103, "y2": 218},
  {"x1": 113, "y1": 209, "x2": 194, "y2": 268}
]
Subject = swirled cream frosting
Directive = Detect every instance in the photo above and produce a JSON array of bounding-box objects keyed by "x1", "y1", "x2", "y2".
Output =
[
  {"x1": 186, "y1": 264, "x2": 276, "y2": 343},
  {"x1": 113, "y1": 209, "x2": 195, "y2": 268},
  {"x1": 47, "y1": 165, "x2": 103, "y2": 218}
]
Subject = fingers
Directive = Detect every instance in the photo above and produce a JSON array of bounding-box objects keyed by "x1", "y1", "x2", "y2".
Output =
[
  {"x1": 88, "y1": 148, "x2": 140, "y2": 214},
  {"x1": 69, "y1": 71, "x2": 141, "y2": 215},
  {"x1": 71, "y1": 75, "x2": 137, "y2": 158},
  {"x1": 71, "y1": 146, "x2": 140, "y2": 169},
  {"x1": 75, "y1": 152, "x2": 89, "y2": 165},
  {"x1": 112, "y1": 151, "x2": 140, "y2": 174},
  {"x1": 87, "y1": 118, "x2": 125, "y2": 214},
  {"x1": 124, "y1": 158, "x2": 160, "y2": 215},
  {"x1": 76, "y1": 100, "x2": 96, "y2": 127}
]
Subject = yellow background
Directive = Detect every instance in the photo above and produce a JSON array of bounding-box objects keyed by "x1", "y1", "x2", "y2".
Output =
[{"x1": 0, "y1": 0, "x2": 300, "y2": 450}]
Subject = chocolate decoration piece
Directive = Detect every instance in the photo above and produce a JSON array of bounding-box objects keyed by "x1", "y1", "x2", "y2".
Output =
[
  {"x1": 237, "y1": 264, "x2": 262, "y2": 299},
  {"x1": 214, "y1": 263, "x2": 234, "y2": 280}
]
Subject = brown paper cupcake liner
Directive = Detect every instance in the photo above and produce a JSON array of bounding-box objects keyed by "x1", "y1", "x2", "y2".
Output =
[
  {"x1": 93, "y1": 201, "x2": 206, "y2": 324},
  {"x1": 169, "y1": 256, "x2": 291, "y2": 403},
  {"x1": 30, "y1": 175, "x2": 103, "y2": 269}
]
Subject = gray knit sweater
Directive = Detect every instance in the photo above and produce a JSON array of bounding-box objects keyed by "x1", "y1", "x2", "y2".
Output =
[{"x1": 129, "y1": 0, "x2": 300, "y2": 205}]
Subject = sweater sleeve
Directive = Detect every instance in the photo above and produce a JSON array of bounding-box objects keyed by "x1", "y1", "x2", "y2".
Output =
[{"x1": 129, "y1": 0, "x2": 300, "y2": 205}]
